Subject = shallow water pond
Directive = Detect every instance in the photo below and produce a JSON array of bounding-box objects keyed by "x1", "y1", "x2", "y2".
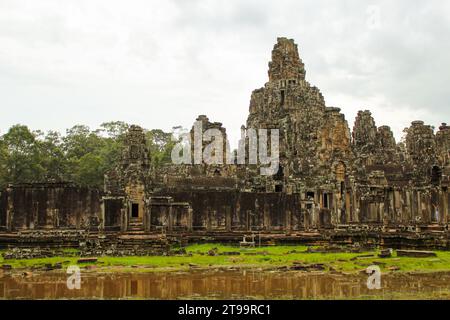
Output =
[{"x1": 1, "y1": 270, "x2": 450, "y2": 300}]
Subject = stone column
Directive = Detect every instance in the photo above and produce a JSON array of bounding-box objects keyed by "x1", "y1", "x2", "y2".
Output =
[
  {"x1": 406, "y1": 191, "x2": 412, "y2": 223},
  {"x1": 168, "y1": 205, "x2": 173, "y2": 232},
  {"x1": 205, "y1": 208, "x2": 211, "y2": 232},
  {"x1": 389, "y1": 190, "x2": 395, "y2": 223},
  {"x1": 121, "y1": 202, "x2": 128, "y2": 232},
  {"x1": 263, "y1": 204, "x2": 270, "y2": 231},
  {"x1": 332, "y1": 193, "x2": 339, "y2": 226},
  {"x1": 99, "y1": 199, "x2": 105, "y2": 232},
  {"x1": 6, "y1": 187, "x2": 13, "y2": 232},
  {"x1": 410, "y1": 191, "x2": 416, "y2": 222},
  {"x1": 187, "y1": 207, "x2": 193, "y2": 232},
  {"x1": 345, "y1": 192, "x2": 351, "y2": 223},
  {"x1": 353, "y1": 190, "x2": 359, "y2": 223},
  {"x1": 286, "y1": 209, "x2": 292, "y2": 232},
  {"x1": 225, "y1": 206, "x2": 232, "y2": 232},
  {"x1": 145, "y1": 202, "x2": 152, "y2": 232},
  {"x1": 231, "y1": 199, "x2": 239, "y2": 231},
  {"x1": 441, "y1": 189, "x2": 448, "y2": 224}
]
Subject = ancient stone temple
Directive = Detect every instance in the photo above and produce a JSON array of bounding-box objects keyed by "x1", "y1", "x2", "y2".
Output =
[{"x1": 0, "y1": 37, "x2": 449, "y2": 247}]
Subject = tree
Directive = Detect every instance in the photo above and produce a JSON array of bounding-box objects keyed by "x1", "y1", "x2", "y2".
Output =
[
  {"x1": 1, "y1": 125, "x2": 45, "y2": 184},
  {"x1": 0, "y1": 138, "x2": 8, "y2": 188},
  {"x1": 99, "y1": 121, "x2": 130, "y2": 140},
  {"x1": 97, "y1": 121, "x2": 129, "y2": 174},
  {"x1": 75, "y1": 153, "x2": 104, "y2": 188},
  {"x1": 39, "y1": 131, "x2": 68, "y2": 181},
  {"x1": 0, "y1": 122, "x2": 175, "y2": 189},
  {"x1": 146, "y1": 129, "x2": 176, "y2": 167}
]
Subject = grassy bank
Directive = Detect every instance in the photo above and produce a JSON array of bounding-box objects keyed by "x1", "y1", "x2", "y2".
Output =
[{"x1": 2, "y1": 244, "x2": 450, "y2": 274}]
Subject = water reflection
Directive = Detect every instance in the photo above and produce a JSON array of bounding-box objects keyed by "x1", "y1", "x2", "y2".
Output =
[{"x1": 1, "y1": 270, "x2": 450, "y2": 300}]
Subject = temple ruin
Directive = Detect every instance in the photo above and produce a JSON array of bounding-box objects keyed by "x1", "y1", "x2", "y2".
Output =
[{"x1": 1, "y1": 38, "x2": 449, "y2": 248}]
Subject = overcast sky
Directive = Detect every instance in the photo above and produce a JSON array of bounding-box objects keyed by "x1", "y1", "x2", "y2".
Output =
[{"x1": 0, "y1": 0, "x2": 449, "y2": 146}]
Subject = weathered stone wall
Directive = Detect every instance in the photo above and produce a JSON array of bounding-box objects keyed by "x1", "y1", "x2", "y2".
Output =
[
  {"x1": 0, "y1": 184, "x2": 102, "y2": 231},
  {"x1": 150, "y1": 191, "x2": 305, "y2": 232},
  {"x1": 104, "y1": 198, "x2": 123, "y2": 231}
]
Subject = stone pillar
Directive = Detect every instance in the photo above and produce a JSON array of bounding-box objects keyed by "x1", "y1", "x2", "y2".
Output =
[
  {"x1": 332, "y1": 193, "x2": 339, "y2": 226},
  {"x1": 32, "y1": 201, "x2": 38, "y2": 230},
  {"x1": 168, "y1": 205, "x2": 173, "y2": 232},
  {"x1": 379, "y1": 203, "x2": 384, "y2": 224},
  {"x1": 442, "y1": 189, "x2": 448, "y2": 224},
  {"x1": 225, "y1": 206, "x2": 232, "y2": 232},
  {"x1": 188, "y1": 207, "x2": 193, "y2": 232},
  {"x1": 389, "y1": 190, "x2": 395, "y2": 223},
  {"x1": 345, "y1": 192, "x2": 351, "y2": 223},
  {"x1": 145, "y1": 202, "x2": 152, "y2": 232},
  {"x1": 263, "y1": 204, "x2": 270, "y2": 231},
  {"x1": 411, "y1": 191, "x2": 417, "y2": 222},
  {"x1": 353, "y1": 190, "x2": 359, "y2": 223},
  {"x1": 406, "y1": 191, "x2": 412, "y2": 223},
  {"x1": 54, "y1": 209, "x2": 59, "y2": 228},
  {"x1": 205, "y1": 208, "x2": 211, "y2": 231},
  {"x1": 286, "y1": 209, "x2": 292, "y2": 232},
  {"x1": 416, "y1": 191, "x2": 422, "y2": 223},
  {"x1": 234, "y1": 199, "x2": 240, "y2": 231},
  {"x1": 44, "y1": 189, "x2": 52, "y2": 229},
  {"x1": 312, "y1": 204, "x2": 319, "y2": 229},
  {"x1": 6, "y1": 187, "x2": 13, "y2": 232},
  {"x1": 121, "y1": 202, "x2": 128, "y2": 232},
  {"x1": 100, "y1": 199, "x2": 105, "y2": 232}
]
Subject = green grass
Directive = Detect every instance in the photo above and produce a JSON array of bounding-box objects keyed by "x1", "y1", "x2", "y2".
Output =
[{"x1": 2, "y1": 244, "x2": 450, "y2": 274}]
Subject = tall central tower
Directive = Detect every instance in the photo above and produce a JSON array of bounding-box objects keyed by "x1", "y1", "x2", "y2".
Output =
[
  {"x1": 268, "y1": 38, "x2": 306, "y2": 82},
  {"x1": 245, "y1": 37, "x2": 353, "y2": 195}
]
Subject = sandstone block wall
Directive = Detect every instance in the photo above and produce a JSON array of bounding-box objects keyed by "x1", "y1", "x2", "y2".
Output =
[{"x1": 0, "y1": 184, "x2": 102, "y2": 231}]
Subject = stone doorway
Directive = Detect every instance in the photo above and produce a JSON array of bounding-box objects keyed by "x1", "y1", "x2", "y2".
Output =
[
  {"x1": 128, "y1": 202, "x2": 144, "y2": 232},
  {"x1": 131, "y1": 203, "x2": 139, "y2": 218}
]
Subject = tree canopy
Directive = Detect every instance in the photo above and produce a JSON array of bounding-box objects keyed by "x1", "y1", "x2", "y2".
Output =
[{"x1": 0, "y1": 122, "x2": 175, "y2": 189}]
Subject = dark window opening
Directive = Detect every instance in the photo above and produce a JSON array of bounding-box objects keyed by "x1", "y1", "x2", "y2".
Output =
[
  {"x1": 306, "y1": 192, "x2": 315, "y2": 200},
  {"x1": 323, "y1": 193, "x2": 330, "y2": 209},
  {"x1": 280, "y1": 90, "x2": 285, "y2": 106},
  {"x1": 131, "y1": 203, "x2": 139, "y2": 218},
  {"x1": 431, "y1": 166, "x2": 442, "y2": 186},
  {"x1": 130, "y1": 280, "x2": 138, "y2": 295},
  {"x1": 340, "y1": 182, "x2": 345, "y2": 195},
  {"x1": 275, "y1": 185, "x2": 283, "y2": 193}
]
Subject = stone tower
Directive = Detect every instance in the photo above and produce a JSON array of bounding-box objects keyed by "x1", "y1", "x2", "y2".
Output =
[
  {"x1": 104, "y1": 125, "x2": 150, "y2": 228},
  {"x1": 268, "y1": 38, "x2": 306, "y2": 82},
  {"x1": 121, "y1": 125, "x2": 150, "y2": 172},
  {"x1": 246, "y1": 37, "x2": 352, "y2": 195}
]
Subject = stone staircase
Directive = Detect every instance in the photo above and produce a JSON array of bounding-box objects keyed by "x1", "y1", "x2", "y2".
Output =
[{"x1": 128, "y1": 217, "x2": 144, "y2": 232}]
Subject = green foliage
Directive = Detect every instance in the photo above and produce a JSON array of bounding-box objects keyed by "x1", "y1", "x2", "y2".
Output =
[
  {"x1": 0, "y1": 125, "x2": 46, "y2": 186},
  {"x1": 0, "y1": 121, "x2": 175, "y2": 189},
  {"x1": 4, "y1": 244, "x2": 450, "y2": 276},
  {"x1": 146, "y1": 129, "x2": 176, "y2": 167},
  {"x1": 38, "y1": 131, "x2": 67, "y2": 181}
]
